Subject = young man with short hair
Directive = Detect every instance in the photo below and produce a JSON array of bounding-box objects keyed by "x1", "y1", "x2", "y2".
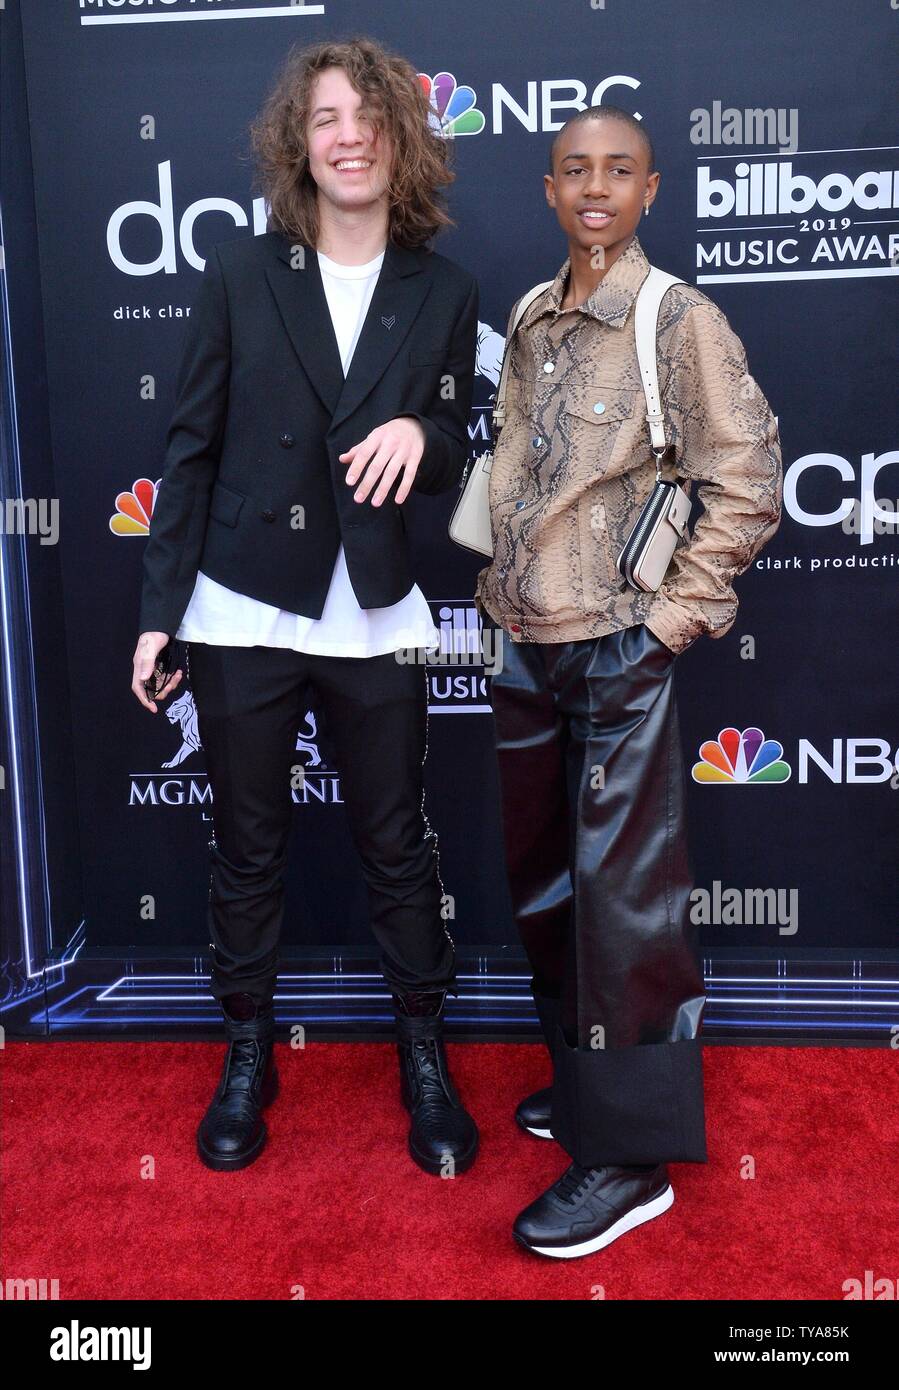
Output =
[{"x1": 476, "y1": 107, "x2": 782, "y2": 1257}]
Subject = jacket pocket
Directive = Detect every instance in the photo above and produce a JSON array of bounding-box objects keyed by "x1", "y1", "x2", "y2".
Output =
[
  {"x1": 208, "y1": 480, "x2": 246, "y2": 528},
  {"x1": 561, "y1": 381, "x2": 641, "y2": 426},
  {"x1": 561, "y1": 381, "x2": 647, "y2": 484}
]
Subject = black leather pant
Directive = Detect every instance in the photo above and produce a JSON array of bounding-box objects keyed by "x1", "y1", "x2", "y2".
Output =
[
  {"x1": 186, "y1": 641, "x2": 456, "y2": 1005},
  {"x1": 488, "y1": 621, "x2": 707, "y2": 1167}
]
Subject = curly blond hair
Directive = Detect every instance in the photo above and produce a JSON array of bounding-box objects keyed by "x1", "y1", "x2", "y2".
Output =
[{"x1": 248, "y1": 36, "x2": 457, "y2": 249}]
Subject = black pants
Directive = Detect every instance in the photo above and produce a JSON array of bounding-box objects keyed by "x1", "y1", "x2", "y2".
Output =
[
  {"x1": 186, "y1": 641, "x2": 455, "y2": 1005},
  {"x1": 488, "y1": 621, "x2": 707, "y2": 1167}
]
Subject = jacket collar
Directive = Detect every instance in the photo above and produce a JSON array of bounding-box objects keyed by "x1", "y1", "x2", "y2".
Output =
[
  {"x1": 521, "y1": 233, "x2": 652, "y2": 332},
  {"x1": 273, "y1": 230, "x2": 425, "y2": 278},
  {"x1": 267, "y1": 231, "x2": 432, "y2": 433}
]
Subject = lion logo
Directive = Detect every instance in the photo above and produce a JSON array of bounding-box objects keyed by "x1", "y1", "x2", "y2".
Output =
[
  {"x1": 161, "y1": 692, "x2": 323, "y2": 770},
  {"x1": 163, "y1": 691, "x2": 202, "y2": 768},
  {"x1": 295, "y1": 712, "x2": 321, "y2": 767}
]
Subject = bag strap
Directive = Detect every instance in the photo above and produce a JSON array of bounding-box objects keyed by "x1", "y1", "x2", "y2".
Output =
[
  {"x1": 491, "y1": 280, "x2": 554, "y2": 433},
  {"x1": 493, "y1": 267, "x2": 686, "y2": 467},
  {"x1": 634, "y1": 266, "x2": 686, "y2": 476}
]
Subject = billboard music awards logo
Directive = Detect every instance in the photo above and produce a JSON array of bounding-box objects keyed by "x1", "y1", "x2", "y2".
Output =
[{"x1": 694, "y1": 142, "x2": 898, "y2": 282}]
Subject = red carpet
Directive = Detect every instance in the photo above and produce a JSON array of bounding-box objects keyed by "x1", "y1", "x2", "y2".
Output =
[{"x1": 2, "y1": 1041, "x2": 896, "y2": 1300}]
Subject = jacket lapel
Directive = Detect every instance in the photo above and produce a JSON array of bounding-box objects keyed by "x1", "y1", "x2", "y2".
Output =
[{"x1": 266, "y1": 232, "x2": 433, "y2": 432}]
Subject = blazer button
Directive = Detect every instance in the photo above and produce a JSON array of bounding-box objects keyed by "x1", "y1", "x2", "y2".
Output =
[
  {"x1": 279, "y1": 432, "x2": 295, "y2": 448},
  {"x1": 261, "y1": 509, "x2": 276, "y2": 523}
]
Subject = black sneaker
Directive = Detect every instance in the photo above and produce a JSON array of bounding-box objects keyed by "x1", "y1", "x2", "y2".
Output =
[
  {"x1": 513, "y1": 1161, "x2": 674, "y2": 1259},
  {"x1": 514, "y1": 1087, "x2": 553, "y2": 1139}
]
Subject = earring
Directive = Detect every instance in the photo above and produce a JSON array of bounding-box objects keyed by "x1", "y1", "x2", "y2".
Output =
[{"x1": 643, "y1": 201, "x2": 650, "y2": 216}]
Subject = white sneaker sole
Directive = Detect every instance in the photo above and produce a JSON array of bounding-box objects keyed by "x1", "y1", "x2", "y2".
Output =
[
  {"x1": 527, "y1": 1182, "x2": 675, "y2": 1259},
  {"x1": 524, "y1": 1125, "x2": 554, "y2": 1139}
]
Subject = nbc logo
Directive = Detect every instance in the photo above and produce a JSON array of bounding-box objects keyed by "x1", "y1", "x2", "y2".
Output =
[
  {"x1": 692, "y1": 726, "x2": 791, "y2": 784},
  {"x1": 418, "y1": 72, "x2": 485, "y2": 137},
  {"x1": 110, "y1": 478, "x2": 159, "y2": 536}
]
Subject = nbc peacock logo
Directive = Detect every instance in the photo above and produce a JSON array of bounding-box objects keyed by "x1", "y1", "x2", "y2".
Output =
[
  {"x1": 418, "y1": 71, "x2": 485, "y2": 137},
  {"x1": 109, "y1": 477, "x2": 160, "y2": 536},
  {"x1": 692, "y1": 726, "x2": 792, "y2": 784}
]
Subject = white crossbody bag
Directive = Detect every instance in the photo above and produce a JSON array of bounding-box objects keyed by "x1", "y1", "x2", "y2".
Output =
[
  {"x1": 447, "y1": 280, "x2": 552, "y2": 557},
  {"x1": 449, "y1": 265, "x2": 693, "y2": 591}
]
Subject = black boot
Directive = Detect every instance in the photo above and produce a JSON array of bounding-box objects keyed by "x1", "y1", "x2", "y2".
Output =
[
  {"x1": 515, "y1": 988, "x2": 561, "y2": 1139},
  {"x1": 393, "y1": 989, "x2": 479, "y2": 1176},
  {"x1": 196, "y1": 992, "x2": 279, "y2": 1172}
]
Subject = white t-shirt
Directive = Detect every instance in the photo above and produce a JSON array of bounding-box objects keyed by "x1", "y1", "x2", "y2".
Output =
[{"x1": 175, "y1": 247, "x2": 439, "y2": 657}]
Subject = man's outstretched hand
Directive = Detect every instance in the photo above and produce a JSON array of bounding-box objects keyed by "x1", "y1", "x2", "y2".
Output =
[{"x1": 340, "y1": 416, "x2": 426, "y2": 506}]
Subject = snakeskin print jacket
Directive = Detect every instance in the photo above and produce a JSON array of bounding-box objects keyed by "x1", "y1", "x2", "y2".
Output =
[{"x1": 474, "y1": 234, "x2": 783, "y2": 655}]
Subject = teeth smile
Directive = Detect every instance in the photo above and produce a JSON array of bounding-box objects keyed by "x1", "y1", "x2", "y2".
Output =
[
  {"x1": 581, "y1": 210, "x2": 612, "y2": 220},
  {"x1": 335, "y1": 159, "x2": 372, "y2": 170}
]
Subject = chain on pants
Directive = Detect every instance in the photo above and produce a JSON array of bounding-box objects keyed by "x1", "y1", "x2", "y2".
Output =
[
  {"x1": 184, "y1": 640, "x2": 220, "y2": 939},
  {"x1": 184, "y1": 640, "x2": 456, "y2": 1006}
]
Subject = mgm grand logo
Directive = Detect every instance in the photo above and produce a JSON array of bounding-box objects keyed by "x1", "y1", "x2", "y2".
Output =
[{"x1": 129, "y1": 692, "x2": 342, "y2": 808}]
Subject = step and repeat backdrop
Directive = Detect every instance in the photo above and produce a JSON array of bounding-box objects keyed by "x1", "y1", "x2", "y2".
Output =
[{"x1": 11, "y1": 0, "x2": 898, "y2": 1029}]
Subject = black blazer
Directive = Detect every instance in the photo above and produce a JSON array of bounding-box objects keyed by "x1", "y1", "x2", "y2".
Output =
[{"x1": 139, "y1": 230, "x2": 479, "y2": 637}]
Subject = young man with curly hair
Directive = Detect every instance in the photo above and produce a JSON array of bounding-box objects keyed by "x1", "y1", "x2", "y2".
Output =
[{"x1": 131, "y1": 38, "x2": 480, "y2": 1177}]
